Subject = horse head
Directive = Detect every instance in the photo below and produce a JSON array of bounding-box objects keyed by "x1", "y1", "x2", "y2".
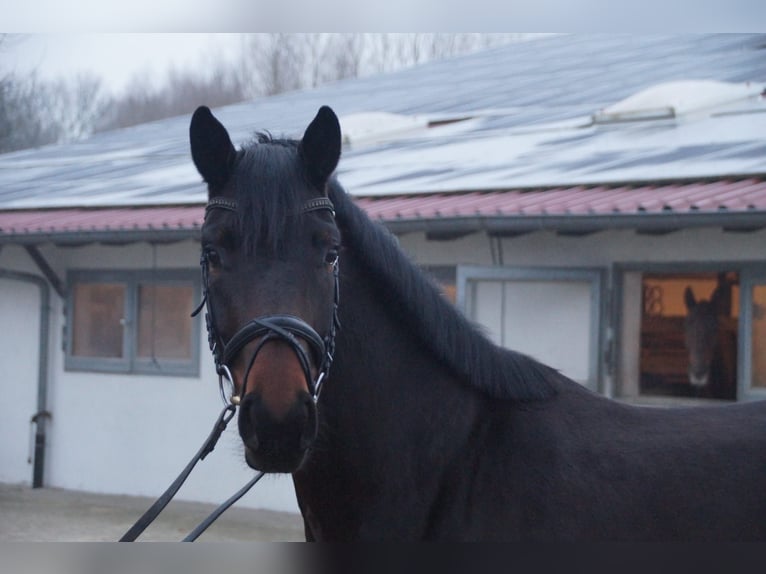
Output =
[
  {"x1": 190, "y1": 105, "x2": 342, "y2": 473},
  {"x1": 683, "y1": 285, "x2": 722, "y2": 387}
]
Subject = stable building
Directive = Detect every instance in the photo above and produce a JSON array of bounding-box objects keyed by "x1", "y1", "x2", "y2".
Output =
[{"x1": 0, "y1": 34, "x2": 764, "y2": 514}]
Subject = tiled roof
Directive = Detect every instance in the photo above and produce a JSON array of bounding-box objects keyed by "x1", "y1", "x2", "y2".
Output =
[
  {"x1": 0, "y1": 204, "x2": 201, "y2": 232},
  {"x1": 3, "y1": 178, "x2": 765, "y2": 243},
  {"x1": 356, "y1": 178, "x2": 766, "y2": 220}
]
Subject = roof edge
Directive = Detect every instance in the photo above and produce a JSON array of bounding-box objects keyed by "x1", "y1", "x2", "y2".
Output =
[
  {"x1": 383, "y1": 210, "x2": 766, "y2": 237},
  {"x1": 0, "y1": 228, "x2": 200, "y2": 246}
]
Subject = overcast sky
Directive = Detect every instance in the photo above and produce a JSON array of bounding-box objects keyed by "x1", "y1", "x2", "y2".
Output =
[
  {"x1": 2, "y1": 1, "x2": 764, "y2": 35},
  {"x1": 1, "y1": 34, "x2": 246, "y2": 95}
]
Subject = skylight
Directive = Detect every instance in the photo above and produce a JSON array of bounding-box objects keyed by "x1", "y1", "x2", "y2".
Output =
[{"x1": 593, "y1": 80, "x2": 764, "y2": 124}]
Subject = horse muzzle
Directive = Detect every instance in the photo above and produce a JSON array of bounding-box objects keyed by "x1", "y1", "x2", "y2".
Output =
[
  {"x1": 688, "y1": 369, "x2": 710, "y2": 387},
  {"x1": 238, "y1": 390, "x2": 318, "y2": 473}
]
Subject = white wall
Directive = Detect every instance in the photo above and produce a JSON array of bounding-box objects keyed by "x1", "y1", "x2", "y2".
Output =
[
  {"x1": 400, "y1": 227, "x2": 766, "y2": 267},
  {"x1": 0, "y1": 242, "x2": 299, "y2": 514},
  {"x1": 2, "y1": 225, "x2": 765, "y2": 514},
  {"x1": 0, "y1": 275, "x2": 41, "y2": 485}
]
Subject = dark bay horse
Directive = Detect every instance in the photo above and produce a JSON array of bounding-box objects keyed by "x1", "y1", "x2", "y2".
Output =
[
  {"x1": 190, "y1": 105, "x2": 766, "y2": 541},
  {"x1": 684, "y1": 274, "x2": 737, "y2": 400}
]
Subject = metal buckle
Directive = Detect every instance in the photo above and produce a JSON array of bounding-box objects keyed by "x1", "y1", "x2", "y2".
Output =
[
  {"x1": 218, "y1": 365, "x2": 240, "y2": 406},
  {"x1": 313, "y1": 372, "x2": 326, "y2": 402}
]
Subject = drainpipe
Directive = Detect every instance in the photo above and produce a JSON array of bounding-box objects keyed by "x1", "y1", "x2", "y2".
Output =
[{"x1": 0, "y1": 269, "x2": 51, "y2": 488}]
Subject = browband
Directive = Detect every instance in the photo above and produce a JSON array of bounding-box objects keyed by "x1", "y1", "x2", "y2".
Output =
[
  {"x1": 205, "y1": 197, "x2": 238, "y2": 214},
  {"x1": 205, "y1": 196, "x2": 335, "y2": 217},
  {"x1": 301, "y1": 197, "x2": 336, "y2": 216}
]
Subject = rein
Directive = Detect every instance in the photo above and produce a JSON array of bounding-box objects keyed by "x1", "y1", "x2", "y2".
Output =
[
  {"x1": 119, "y1": 195, "x2": 339, "y2": 542},
  {"x1": 119, "y1": 403, "x2": 263, "y2": 542}
]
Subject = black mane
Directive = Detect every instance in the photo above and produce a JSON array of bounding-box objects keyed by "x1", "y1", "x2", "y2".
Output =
[{"x1": 328, "y1": 180, "x2": 558, "y2": 401}]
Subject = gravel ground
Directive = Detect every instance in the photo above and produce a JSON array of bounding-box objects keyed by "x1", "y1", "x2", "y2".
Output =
[{"x1": 0, "y1": 482, "x2": 305, "y2": 542}]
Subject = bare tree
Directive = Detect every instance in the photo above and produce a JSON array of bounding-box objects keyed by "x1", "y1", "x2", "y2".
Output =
[
  {"x1": 1, "y1": 35, "x2": 108, "y2": 152},
  {"x1": 324, "y1": 34, "x2": 364, "y2": 83},
  {"x1": 1, "y1": 33, "x2": 535, "y2": 150},
  {"x1": 243, "y1": 33, "x2": 306, "y2": 97},
  {"x1": 95, "y1": 57, "x2": 246, "y2": 132},
  {"x1": 46, "y1": 73, "x2": 106, "y2": 142},
  {"x1": 0, "y1": 72, "x2": 62, "y2": 153},
  {"x1": 0, "y1": 35, "x2": 56, "y2": 152},
  {"x1": 239, "y1": 33, "x2": 529, "y2": 98}
]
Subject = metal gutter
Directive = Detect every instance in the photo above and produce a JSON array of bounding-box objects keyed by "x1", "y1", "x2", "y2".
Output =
[
  {"x1": 0, "y1": 228, "x2": 200, "y2": 246},
  {"x1": 24, "y1": 246, "x2": 65, "y2": 298},
  {"x1": 0, "y1": 269, "x2": 51, "y2": 488},
  {"x1": 381, "y1": 210, "x2": 766, "y2": 237}
]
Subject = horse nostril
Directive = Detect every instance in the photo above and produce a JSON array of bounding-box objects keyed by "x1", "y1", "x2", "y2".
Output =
[{"x1": 238, "y1": 394, "x2": 260, "y2": 451}]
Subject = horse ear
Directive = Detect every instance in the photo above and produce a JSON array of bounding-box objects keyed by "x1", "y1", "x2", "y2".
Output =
[
  {"x1": 300, "y1": 106, "x2": 341, "y2": 192},
  {"x1": 189, "y1": 106, "x2": 237, "y2": 194},
  {"x1": 684, "y1": 287, "x2": 696, "y2": 310}
]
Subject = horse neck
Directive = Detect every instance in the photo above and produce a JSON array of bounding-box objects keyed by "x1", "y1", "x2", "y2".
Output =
[
  {"x1": 295, "y1": 248, "x2": 481, "y2": 538},
  {"x1": 328, "y1": 248, "x2": 470, "y2": 414}
]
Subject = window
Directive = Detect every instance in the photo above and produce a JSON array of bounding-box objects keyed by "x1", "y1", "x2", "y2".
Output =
[
  {"x1": 638, "y1": 272, "x2": 738, "y2": 400},
  {"x1": 420, "y1": 265, "x2": 457, "y2": 304},
  {"x1": 66, "y1": 270, "x2": 200, "y2": 376},
  {"x1": 613, "y1": 265, "x2": 766, "y2": 403}
]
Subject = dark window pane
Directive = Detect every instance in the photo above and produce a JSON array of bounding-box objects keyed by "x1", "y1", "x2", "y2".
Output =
[
  {"x1": 137, "y1": 283, "x2": 193, "y2": 360},
  {"x1": 72, "y1": 283, "x2": 125, "y2": 358}
]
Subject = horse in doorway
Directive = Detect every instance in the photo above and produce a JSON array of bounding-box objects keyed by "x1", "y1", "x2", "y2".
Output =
[
  {"x1": 190, "y1": 105, "x2": 766, "y2": 540},
  {"x1": 684, "y1": 273, "x2": 737, "y2": 400}
]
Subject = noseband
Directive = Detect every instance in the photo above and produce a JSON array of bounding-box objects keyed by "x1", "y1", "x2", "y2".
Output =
[{"x1": 193, "y1": 195, "x2": 340, "y2": 406}]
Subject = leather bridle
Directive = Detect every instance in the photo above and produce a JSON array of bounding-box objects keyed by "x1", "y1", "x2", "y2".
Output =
[
  {"x1": 119, "y1": 195, "x2": 339, "y2": 542},
  {"x1": 194, "y1": 195, "x2": 340, "y2": 406}
]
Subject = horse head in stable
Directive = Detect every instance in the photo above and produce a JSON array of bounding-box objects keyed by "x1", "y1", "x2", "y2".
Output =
[
  {"x1": 683, "y1": 273, "x2": 731, "y2": 389},
  {"x1": 190, "y1": 105, "x2": 342, "y2": 473}
]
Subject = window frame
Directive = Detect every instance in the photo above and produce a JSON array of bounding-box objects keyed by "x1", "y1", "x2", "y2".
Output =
[
  {"x1": 65, "y1": 269, "x2": 201, "y2": 377},
  {"x1": 737, "y1": 268, "x2": 766, "y2": 402}
]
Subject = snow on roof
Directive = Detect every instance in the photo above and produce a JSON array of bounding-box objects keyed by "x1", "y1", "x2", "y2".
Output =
[{"x1": 339, "y1": 112, "x2": 430, "y2": 146}]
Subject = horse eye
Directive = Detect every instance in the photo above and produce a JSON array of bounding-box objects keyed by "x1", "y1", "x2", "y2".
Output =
[
  {"x1": 324, "y1": 249, "x2": 339, "y2": 267},
  {"x1": 204, "y1": 248, "x2": 222, "y2": 268}
]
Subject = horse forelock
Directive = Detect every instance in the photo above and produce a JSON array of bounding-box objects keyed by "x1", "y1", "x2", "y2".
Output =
[
  {"x1": 327, "y1": 181, "x2": 558, "y2": 402},
  {"x1": 231, "y1": 134, "x2": 312, "y2": 257}
]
